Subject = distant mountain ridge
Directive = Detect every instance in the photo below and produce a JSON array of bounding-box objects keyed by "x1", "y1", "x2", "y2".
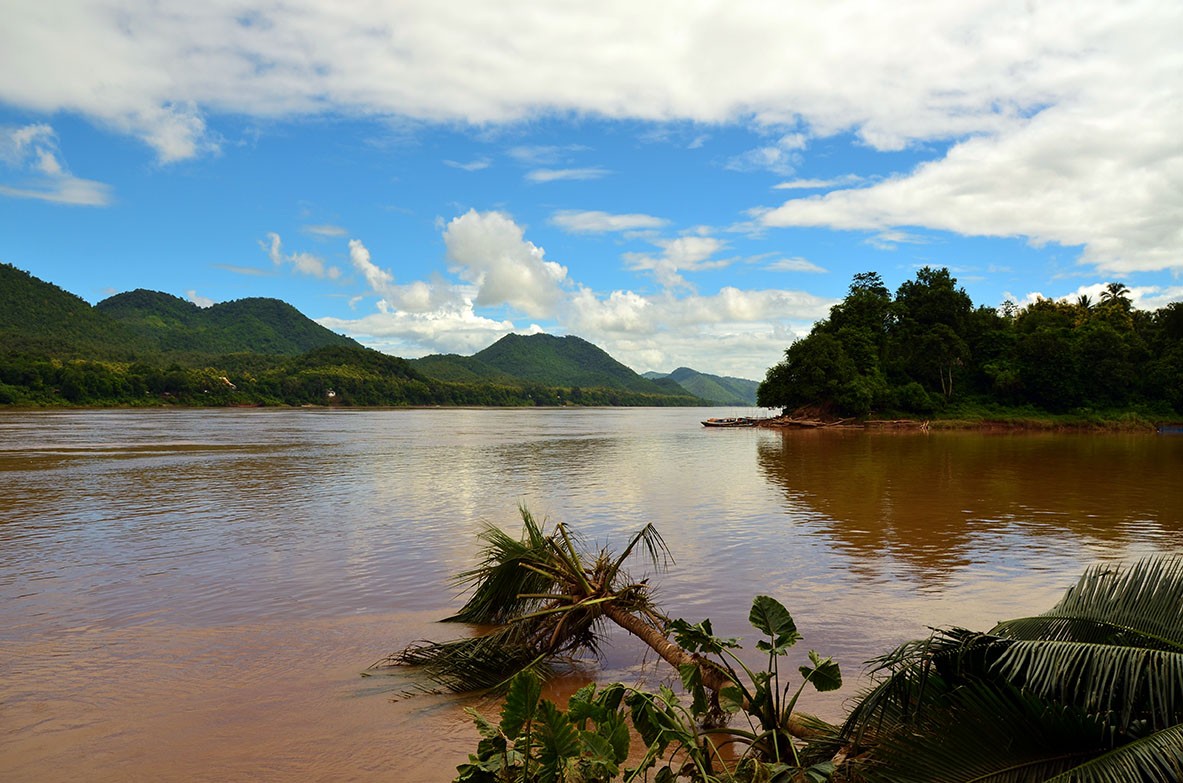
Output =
[
  {"x1": 411, "y1": 334, "x2": 698, "y2": 400},
  {"x1": 0, "y1": 263, "x2": 707, "y2": 407},
  {"x1": 643, "y1": 366, "x2": 760, "y2": 406},
  {"x1": 95, "y1": 288, "x2": 360, "y2": 355}
]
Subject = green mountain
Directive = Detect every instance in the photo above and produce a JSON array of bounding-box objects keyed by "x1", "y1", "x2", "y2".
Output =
[
  {"x1": 472, "y1": 333, "x2": 687, "y2": 396},
  {"x1": 95, "y1": 289, "x2": 360, "y2": 356},
  {"x1": 0, "y1": 262, "x2": 146, "y2": 358},
  {"x1": 644, "y1": 367, "x2": 760, "y2": 405},
  {"x1": 408, "y1": 353, "x2": 517, "y2": 384}
]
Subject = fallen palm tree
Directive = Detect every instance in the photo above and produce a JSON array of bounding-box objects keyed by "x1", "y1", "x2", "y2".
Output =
[{"x1": 380, "y1": 507, "x2": 825, "y2": 739}]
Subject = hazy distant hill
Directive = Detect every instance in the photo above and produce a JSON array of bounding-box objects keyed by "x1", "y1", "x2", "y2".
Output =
[
  {"x1": 96, "y1": 289, "x2": 360, "y2": 356},
  {"x1": 643, "y1": 366, "x2": 760, "y2": 405}
]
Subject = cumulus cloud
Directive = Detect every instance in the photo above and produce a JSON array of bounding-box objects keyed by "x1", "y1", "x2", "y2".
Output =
[
  {"x1": 549, "y1": 210, "x2": 669, "y2": 234},
  {"x1": 321, "y1": 211, "x2": 834, "y2": 378},
  {"x1": 443, "y1": 209, "x2": 568, "y2": 318},
  {"x1": 726, "y1": 133, "x2": 807, "y2": 175},
  {"x1": 1, "y1": 1, "x2": 1174, "y2": 273},
  {"x1": 0, "y1": 124, "x2": 112, "y2": 206},
  {"x1": 186, "y1": 290, "x2": 215, "y2": 308},
  {"x1": 262, "y1": 232, "x2": 341, "y2": 279},
  {"x1": 624, "y1": 234, "x2": 732, "y2": 289}
]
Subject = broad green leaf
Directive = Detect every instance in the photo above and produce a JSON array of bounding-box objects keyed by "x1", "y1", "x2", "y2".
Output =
[
  {"x1": 536, "y1": 700, "x2": 581, "y2": 782},
  {"x1": 750, "y1": 595, "x2": 802, "y2": 653},
  {"x1": 670, "y1": 617, "x2": 740, "y2": 654},
  {"x1": 599, "y1": 712, "x2": 632, "y2": 764},
  {"x1": 720, "y1": 685, "x2": 745, "y2": 713},
  {"x1": 800, "y1": 650, "x2": 842, "y2": 692},
  {"x1": 500, "y1": 670, "x2": 542, "y2": 737},
  {"x1": 678, "y1": 662, "x2": 709, "y2": 717},
  {"x1": 465, "y1": 706, "x2": 500, "y2": 739}
]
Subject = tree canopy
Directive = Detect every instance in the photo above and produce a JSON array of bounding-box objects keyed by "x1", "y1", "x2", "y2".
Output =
[{"x1": 758, "y1": 267, "x2": 1183, "y2": 418}]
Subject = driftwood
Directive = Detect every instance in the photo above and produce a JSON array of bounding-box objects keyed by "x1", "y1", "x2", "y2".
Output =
[{"x1": 757, "y1": 416, "x2": 930, "y2": 430}]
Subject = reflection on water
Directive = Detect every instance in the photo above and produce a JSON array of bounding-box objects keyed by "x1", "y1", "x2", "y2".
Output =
[
  {"x1": 1, "y1": 409, "x2": 1181, "y2": 782},
  {"x1": 756, "y1": 430, "x2": 1183, "y2": 584}
]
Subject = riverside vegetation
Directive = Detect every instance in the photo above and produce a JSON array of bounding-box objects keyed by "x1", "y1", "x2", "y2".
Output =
[
  {"x1": 757, "y1": 269, "x2": 1183, "y2": 427},
  {"x1": 388, "y1": 509, "x2": 1183, "y2": 783}
]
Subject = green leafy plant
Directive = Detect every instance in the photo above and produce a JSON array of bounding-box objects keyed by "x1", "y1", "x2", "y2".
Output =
[{"x1": 669, "y1": 596, "x2": 841, "y2": 781}]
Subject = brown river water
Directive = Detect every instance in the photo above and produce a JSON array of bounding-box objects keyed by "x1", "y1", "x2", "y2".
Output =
[{"x1": 2, "y1": 408, "x2": 1181, "y2": 781}]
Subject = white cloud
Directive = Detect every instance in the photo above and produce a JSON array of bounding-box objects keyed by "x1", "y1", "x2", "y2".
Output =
[
  {"x1": 726, "y1": 133, "x2": 808, "y2": 175},
  {"x1": 186, "y1": 290, "x2": 215, "y2": 308},
  {"x1": 0, "y1": 124, "x2": 112, "y2": 206},
  {"x1": 550, "y1": 210, "x2": 669, "y2": 234},
  {"x1": 0, "y1": 0, "x2": 1174, "y2": 274},
  {"x1": 773, "y1": 176, "x2": 864, "y2": 190},
  {"x1": 624, "y1": 234, "x2": 732, "y2": 289},
  {"x1": 525, "y1": 167, "x2": 610, "y2": 183},
  {"x1": 764, "y1": 257, "x2": 827, "y2": 274},
  {"x1": 443, "y1": 209, "x2": 568, "y2": 318},
  {"x1": 303, "y1": 224, "x2": 348, "y2": 237},
  {"x1": 262, "y1": 232, "x2": 341, "y2": 279},
  {"x1": 444, "y1": 158, "x2": 491, "y2": 171}
]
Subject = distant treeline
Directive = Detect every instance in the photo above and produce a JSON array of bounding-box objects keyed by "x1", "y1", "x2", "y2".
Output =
[
  {"x1": 0, "y1": 346, "x2": 699, "y2": 408},
  {"x1": 758, "y1": 268, "x2": 1183, "y2": 418}
]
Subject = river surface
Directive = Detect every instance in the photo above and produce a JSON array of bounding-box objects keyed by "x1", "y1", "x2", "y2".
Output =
[{"x1": 2, "y1": 407, "x2": 1181, "y2": 781}]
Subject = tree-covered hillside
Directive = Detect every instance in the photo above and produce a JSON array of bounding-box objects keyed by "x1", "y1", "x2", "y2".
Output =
[
  {"x1": 647, "y1": 367, "x2": 759, "y2": 406},
  {"x1": 471, "y1": 333, "x2": 690, "y2": 397},
  {"x1": 0, "y1": 264, "x2": 705, "y2": 408},
  {"x1": 758, "y1": 268, "x2": 1183, "y2": 418},
  {"x1": 96, "y1": 289, "x2": 360, "y2": 355}
]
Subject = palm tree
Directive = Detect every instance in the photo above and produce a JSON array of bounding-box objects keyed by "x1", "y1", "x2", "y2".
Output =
[
  {"x1": 1100, "y1": 281, "x2": 1132, "y2": 310},
  {"x1": 836, "y1": 557, "x2": 1183, "y2": 782},
  {"x1": 384, "y1": 507, "x2": 738, "y2": 691}
]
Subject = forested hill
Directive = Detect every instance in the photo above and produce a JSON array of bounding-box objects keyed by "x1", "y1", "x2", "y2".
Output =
[
  {"x1": 96, "y1": 289, "x2": 361, "y2": 355},
  {"x1": 0, "y1": 262, "x2": 146, "y2": 358},
  {"x1": 411, "y1": 333, "x2": 691, "y2": 399},
  {"x1": 644, "y1": 367, "x2": 759, "y2": 406},
  {"x1": 758, "y1": 268, "x2": 1183, "y2": 419},
  {"x1": 0, "y1": 263, "x2": 704, "y2": 408}
]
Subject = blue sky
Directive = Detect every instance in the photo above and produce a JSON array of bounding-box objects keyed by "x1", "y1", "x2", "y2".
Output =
[{"x1": 1, "y1": 1, "x2": 1180, "y2": 380}]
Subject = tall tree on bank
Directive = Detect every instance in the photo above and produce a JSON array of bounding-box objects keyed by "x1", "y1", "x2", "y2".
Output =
[{"x1": 759, "y1": 268, "x2": 1181, "y2": 419}]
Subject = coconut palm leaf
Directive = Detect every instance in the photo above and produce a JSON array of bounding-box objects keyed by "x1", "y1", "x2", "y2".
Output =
[
  {"x1": 855, "y1": 682, "x2": 1120, "y2": 783},
  {"x1": 992, "y1": 558, "x2": 1183, "y2": 650},
  {"x1": 837, "y1": 556, "x2": 1183, "y2": 782},
  {"x1": 1045, "y1": 723, "x2": 1183, "y2": 783},
  {"x1": 993, "y1": 639, "x2": 1183, "y2": 731}
]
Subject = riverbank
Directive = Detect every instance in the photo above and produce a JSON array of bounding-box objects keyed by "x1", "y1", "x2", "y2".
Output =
[{"x1": 759, "y1": 409, "x2": 1182, "y2": 433}]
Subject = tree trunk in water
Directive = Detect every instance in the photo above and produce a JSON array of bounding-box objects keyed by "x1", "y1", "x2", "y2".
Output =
[{"x1": 601, "y1": 603, "x2": 817, "y2": 739}]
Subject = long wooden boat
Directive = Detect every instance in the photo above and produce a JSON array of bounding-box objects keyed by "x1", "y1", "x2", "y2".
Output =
[{"x1": 701, "y1": 417, "x2": 762, "y2": 427}]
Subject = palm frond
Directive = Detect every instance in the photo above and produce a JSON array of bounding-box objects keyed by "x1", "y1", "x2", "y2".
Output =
[
  {"x1": 856, "y1": 682, "x2": 1115, "y2": 783},
  {"x1": 444, "y1": 506, "x2": 559, "y2": 624},
  {"x1": 994, "y1": 640, "x2": 1183, "y2": 731},
  {"x1": 993, "y1": 557, "x2": 1183, "y2": 651},
  {"x1": 1045, "y1": 723, "x2": 1183, "y2": 783}
]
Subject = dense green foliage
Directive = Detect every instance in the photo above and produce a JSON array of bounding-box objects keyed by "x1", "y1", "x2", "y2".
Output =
[
  {"x1": 0, "y1": 263, "x2": 703, "y2": 408},
  {"x1": 463, "y1": 334, "x2": 679, "y2": 396},
  {"x1": 96, "y1": 288, "x2": 361, "y2": 355},
  {"x1": 838, "y1": 557, "x2": 1183, "y2": 782},
  {"x1": 644, "y1": 368, "x2": 760, "y2": 406},
  {"x1": 758, "y1": 269, "x2": 1183, "y2": 419}
]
